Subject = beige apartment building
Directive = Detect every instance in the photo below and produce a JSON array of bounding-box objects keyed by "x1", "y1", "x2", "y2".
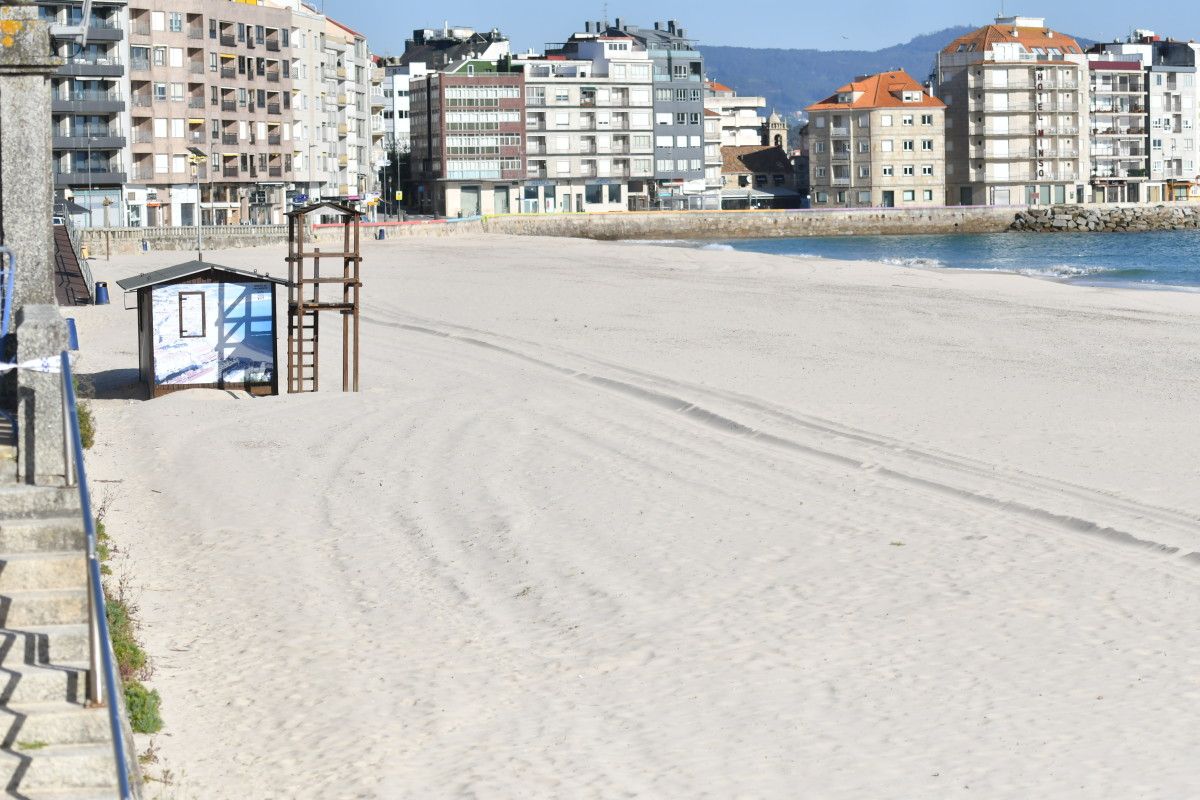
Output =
[
  {"x1": 935, "y1": 16, "x2": 1091, "y2": 206},
  {"x1": 806, "y1": 70, "x2": 946, "y2": 207},
  {"x1": 127, "y1": 0, "x2": 295, "y2": 226},
  {"x1": 518, "y1": 31, "x2": 656, "y2": 213},
  {"x1": 321, "y1": 16, "x2": 373, "y2": 203}
]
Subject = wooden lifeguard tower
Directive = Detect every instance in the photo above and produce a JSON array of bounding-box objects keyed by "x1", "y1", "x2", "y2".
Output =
[{"x1": 285, "y1": 202, "x2": 362, "y2": 393}]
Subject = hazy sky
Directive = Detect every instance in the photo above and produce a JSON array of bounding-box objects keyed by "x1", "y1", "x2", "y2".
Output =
[{"x1": 319, "y1": 0, "x2": 1200, "y2": 56}]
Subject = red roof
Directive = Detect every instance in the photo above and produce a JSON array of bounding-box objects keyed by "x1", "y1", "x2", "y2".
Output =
[
  {"x1": 806, "y1": 70, "x2": 945, "y2": 112},
  {"x1": 942, "y1": 23, "x2": 1083, "y2": 56}
]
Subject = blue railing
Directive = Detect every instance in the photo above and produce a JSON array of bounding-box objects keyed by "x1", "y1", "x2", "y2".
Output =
[
  {"x1": 60, "y1": 351, "x2": 134, "y2": 799},
  {"x1": 0, "y1": 246, "x2": 15, "y2": 337}
]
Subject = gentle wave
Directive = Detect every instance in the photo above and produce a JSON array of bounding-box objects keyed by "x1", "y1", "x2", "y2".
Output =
[
  {"x1": 700, "y1": 243, "x2": 736, "y2": 252},
  {"x1": 882, "y1": 257, "x2": 946, "y2": 268}
]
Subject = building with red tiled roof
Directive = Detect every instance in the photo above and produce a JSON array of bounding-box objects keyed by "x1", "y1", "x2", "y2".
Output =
[
  {"x1": 804, "y1": 70, "x2": 946, "y2": 208},
  {"x1": 932, "y1": 16, "x2": 1091, "y2": 207}
]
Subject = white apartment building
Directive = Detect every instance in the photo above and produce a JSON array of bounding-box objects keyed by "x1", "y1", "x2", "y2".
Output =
[
  {"x1": 322, "y1": 16, "x2": 372, "y2": 202},
  {"x1": 1086, "y1": 57, "x2": 1148, "y2": 203},
  {"x1": 705, "y1": 80, "x2": 766, "y2": 145},
  {"x1": 703, "y1": 108, "x2": 723, "y2": 192},
  {"x1": 935, "y1": 16, "x2": 1091, "y2": 206},
  {"x1": 806, "y1": 70, "x2": 946, "y2": 208},
  {"x1": 518, "y1": 32, "x2": 656, "y2": 213},
  {"x1": 1090, "y1": 32, "x2": 1200, "y2": 203},
  {"x1": 270, "y1": 0, "x2": 330, "y2": 208}
]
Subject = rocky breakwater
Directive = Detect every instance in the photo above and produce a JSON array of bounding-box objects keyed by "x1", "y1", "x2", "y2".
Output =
[{"x1": 1011, "y1": 204, "x2": 1200, "y2": 233}]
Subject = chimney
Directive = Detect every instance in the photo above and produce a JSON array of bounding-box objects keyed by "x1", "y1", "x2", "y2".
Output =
[
  {"x1": 679, "y1": 28, "x2": 686, "y2": 38},
  {"x1": 668, "y1": 20, "x2": 677, "y2": 34},
  {"x1": 654, "y1": 21, "x2": 661, "y2": 30},
  {"x1": 615, "y1": 17, "x2": 622, "y2": 29},
  {"x1": 585, "y1": 21, "x2": 592, "y2": 33}
]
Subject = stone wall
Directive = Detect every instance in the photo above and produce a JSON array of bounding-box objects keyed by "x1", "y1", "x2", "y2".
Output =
[
  {"x1": 80, "y1": 225, "x2": 290, "y2": 256},
  {"x1": 79, "y1": 206, "x2": 1022, "y2": 255},
  {"x1": 1011, "y1": 205, "x2": 1200, "y2": 233}
]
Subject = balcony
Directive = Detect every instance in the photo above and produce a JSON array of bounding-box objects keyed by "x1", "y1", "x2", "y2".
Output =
[
  {"x1": 190, "y1": 62, "x2": 204, "y2": 75},
  {"x1": 222, "y1": 134, "x2": 238, "y2": 145},
  {"x1": 370, "y1": 91, "x2": 385, "y2": 107},
  {"x1": 131, "y1": 129, "x2": 153, "y2": 144},
  {"x1": 189, "y1": 97, "x2": 205, "y2": 109},
  {"x1": 267, "y1": 103, "x2": 281, "y2": 115},
  {"x1": 52, "y1": 167, "x2": 128, "y2": 187},
  {"x1": 268, "y1": 134, "x2": 281, "y2": 146},
  {"x1": 52, "y1": 132, "x2": 126, "y2": 150},
  {"x1": 831, "y1": 151, "x2": 851, "y2": 162},
  {"x1": 829, "y1": 126, "x2": 849, "y2": 136},
  {"x1": 220, "y1": 34, "x2": 236, "y2": 47},
  {"x1": 221, "y1": 66, "x2": 236, "y2": 79},
  {"x1": 831, "y1": 177, "x2": 851, "y2": 186},
  {"x1": 222, "y1": 100, "x2": 236, "y2": 112},
  {"x1": 52, "y1": 91, "x2": 125, "y2": 113},
  {"x1": 130, "y1": 58, "x2": 149, "y2": 72},
  {"x1": 269, "y1": 166, "x2": 283, "y2": 177},
  {"x1": 188, "y1": 27, "x2": 204, "y2": 40},
  {"x1": 61, "y1": 57, "x2": 124, "y2": 78},
  {"x1": 337, "y1": 66, "x2": 347, "y2": 79},
  {"x1": 130, "y1": 21, "x2": 150, "y2": 37},
  {"x1": 131, "y1": 164, "x2": 153, "y2": 181}
]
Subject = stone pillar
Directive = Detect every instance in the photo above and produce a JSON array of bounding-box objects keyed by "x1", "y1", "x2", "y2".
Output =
[
  {"x1": 0, "y1": 1, "x2": 61, "y2": 309},
  {"x1": 15, "y1": 304, "x2": 67, "y2": 485}
]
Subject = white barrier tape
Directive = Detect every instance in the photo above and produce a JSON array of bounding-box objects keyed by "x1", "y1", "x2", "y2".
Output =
[{"x1": 0, "y1": 355, "x2": 76, "y2": 374}]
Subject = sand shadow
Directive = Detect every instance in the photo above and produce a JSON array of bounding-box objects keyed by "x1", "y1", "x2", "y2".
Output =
[{"x1": 79, "y1": 369, "x2": 144, "y2": 401}]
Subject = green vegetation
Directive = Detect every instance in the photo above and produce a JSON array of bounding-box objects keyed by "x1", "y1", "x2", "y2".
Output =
[
  {"x1": 17, "y1": 741, "x2": 48, "y2": 751},
  {"x1": 124, "y1": 682, "x2": 164, "y2": 735},
  {"x1": 74, "y1": 377, "x2": 96, "y2": 449}
]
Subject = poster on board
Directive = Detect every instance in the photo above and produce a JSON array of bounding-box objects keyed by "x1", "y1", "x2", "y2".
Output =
[{"x1": 152, "y1": 282, "x2": 274, "y2": 386}]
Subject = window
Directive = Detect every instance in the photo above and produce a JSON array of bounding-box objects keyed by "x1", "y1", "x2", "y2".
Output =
[
  {"x1": 656, "y1": 135, "x2": 672, "y2": 147},
  {"x1": 676, "y1": 113, "x2": 687, "y2": 125},
  {"x1": 880, "y1": 140, "x2": 893, "y2": 152},
  {"x1": 857, "y1": 165, "x2": 870, "y2": 178},
  {"x1": 837, "y1": 191, "x2": 846, "y2": 204},
  {"x1": 921, "y1": 139, "x2": 934, "y2": 151},
  {"x1": 171, "y1": 82, "x2": 183, "y2": 101},
  {"x1": 858, "y1": 141, "x2": 870, "y2": 153},
  {"x1": 923, "y1": 190, "x2": 934, "y2": 201},
  {"x1": 586, "y1": 184, "x2": 604, "y2": 204},
  {"x1": 814, "y1": 116, "x2": 826, "y2": 128},
  {"x1": 554, "y1": 90, "x2": 569, "y2": 104},
  {"x1": 655, "y1": 88, "x2": 671, "y2": 101},
  {"x1": 902, "y1": 115, "x2": 914, "y2": 126},
  {"x1": 903, "y1": 190, "x2": 915, "y2": 201},
  {"x1": 815, "y1": 167, "x2": 826, "y2": 178},
  {"x1": 857, "y1": 191, "x2": 871, "y2": 203},
  {"x1": 672, "y1": 65, "x2": 688, "y2": 78},
  {"x1": 881, "y1": 165, "x2": 894, "y2": 176},
  {"x1": 151, "y1": 11, "x2": 165, "y2": 31},
  {"x1": 903, "y1": 140, "x2": 915, "y2": 151},
  {"x1": 170, "y1": 118, "x2": 184, "y2": 137},
  {"x1": 154, "y1": 153, "x2": 168, "y2": 173},
  {"x1": 153, "y1": 47, "x2": 166, "y2": 66},
  {"x1": 168, "y1": 12, "x2": 183, "y2": 32},
  {"x1": 178, "y1": 293, "x2": 206, "y2": 338},
  {"x1": 901, "y1": 165, "x2": 915, "y2": 176},
  {"x1": 921, "y1": 114, "x2": 934, "y2": 125},
  {"x1": 814, "y1": 141, "x2": 825, "y2": 153},
  {"x1": 656, "y1": 112, "x2": 671, "y2": 126},
  {"x1": 169, "y1": 47, "x2": 183, "y2": 68},
  {"x1": 880, "y1": 115, "x2": 892, "y2": 127},
  {"x1": 858, "y1": 114, "x2": 869, "y2": 128},
  {"x1": 153, "y1": 83, "x2": 167, "y2": 101},
  {"x1": 816, "y1": 192, "x2": 828, "y2": 203},
  {"x1": 556, "y1": 160, "x2": 570, "y2": 175},
  {"x1": 922, "y1": 165, "x2": 934, "y2": 176},
  {"x1": 656, "y1": 159, "x2": 675, "y2": 171},
  {"x1": 689, "y1": 113, "x2": 700, "y2": 125}
]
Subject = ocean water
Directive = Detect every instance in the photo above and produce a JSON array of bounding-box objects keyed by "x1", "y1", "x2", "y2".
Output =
[{"x1": 697, "y1": 230, "x2": 1200, "y2": 289}]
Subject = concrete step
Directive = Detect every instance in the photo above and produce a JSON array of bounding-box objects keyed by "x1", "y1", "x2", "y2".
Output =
[
  {"x1": 0, "y1": 702, "x2": 107, "y2": 748},
  {"x1": 0, "y1": 663, "x2": 87, "y2": 705},
  {"x1": 0, "y1": 487, "x2": 80, "y2": 519},
  {"x1": 0, "y1": 516, "x2": 86, "y2": 554},
  {"x1": 0, "y1": 589, "x2": 89, "y2": 628},
  {"x1": 15, "y1": 790, "x2": 122, "y2": 800},
  {"x1": 0, "y1": 625, "x2": 91, "y2": 667},
  {"x1": 0, "y1": 553, "x2": 87, "y2": 592},
  {"x1": 0, "y1": 742, "x2": 119, "y2": 791}
]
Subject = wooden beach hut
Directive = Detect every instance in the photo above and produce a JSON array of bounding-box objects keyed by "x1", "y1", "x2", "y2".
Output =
[{"x1": 117, "y1": 260, "x2": 289, "y2": 398}]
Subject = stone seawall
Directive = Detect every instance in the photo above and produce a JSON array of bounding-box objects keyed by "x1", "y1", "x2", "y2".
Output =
[
  {"x1": 1012, "y1": 205, "x2": 1200, "y2": 233},
  {"x1": 481, "y1": 207, "x2": 1017, "y2": 240},
  {"x1": 79, "y1": 206, "x2": 1019, "y2": 255}
]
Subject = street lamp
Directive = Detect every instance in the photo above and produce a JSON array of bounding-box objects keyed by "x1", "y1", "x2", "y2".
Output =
[
  {"x1": 86, "y1": 135, "x2": 97, "y2": 229},
  {"x1": 187, "y1": 146, "x2": 207, "y2": 261}
]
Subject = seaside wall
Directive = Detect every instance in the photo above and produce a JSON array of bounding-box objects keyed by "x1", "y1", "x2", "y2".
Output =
[
  {"x1": 79, "y1": 207, "x2": 1019, "y2": 255},
  {"x1": 1012, "y1": 204, "x2": 1200, "y2": 232}
]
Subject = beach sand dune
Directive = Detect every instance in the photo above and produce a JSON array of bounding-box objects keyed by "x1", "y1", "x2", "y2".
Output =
[{"x1": 79, "y1": 235, "x2": 1200, "y2": 798}]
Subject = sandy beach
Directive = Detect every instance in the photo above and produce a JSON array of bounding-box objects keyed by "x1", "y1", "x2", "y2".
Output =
[{"x1": 74, "y1": 234, "x2": 1200, "y2": 798}]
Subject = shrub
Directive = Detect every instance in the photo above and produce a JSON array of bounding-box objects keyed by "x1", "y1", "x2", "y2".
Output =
[{"x1": 125, "y1": 681, "x2": 163, "y2": 734}]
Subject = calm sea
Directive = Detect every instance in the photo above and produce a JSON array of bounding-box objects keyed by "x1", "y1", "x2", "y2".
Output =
[{"x1": 690, "y1": 230, "x2": 1200, "y2": 289}]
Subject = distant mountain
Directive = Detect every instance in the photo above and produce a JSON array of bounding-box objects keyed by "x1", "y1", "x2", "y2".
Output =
[{"x1": 700, "y1": 26, "x2": 978, "y2": 118}]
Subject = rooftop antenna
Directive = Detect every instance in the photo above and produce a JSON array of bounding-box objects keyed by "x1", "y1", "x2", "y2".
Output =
[{"x1": 602, "y1": 1, "x2": 609, "y2": 27}]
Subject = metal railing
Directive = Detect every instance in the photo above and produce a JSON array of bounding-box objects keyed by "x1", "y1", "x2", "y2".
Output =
[
  {"x1": 60, "y1": 351, "x2": 134, "y2": 799},
  {"x1": 0, "y1": 247, "x2": 14, "y2": 337}
]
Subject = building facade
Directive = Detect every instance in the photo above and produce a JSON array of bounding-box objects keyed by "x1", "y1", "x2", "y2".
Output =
[
  {"x1": 806, "y1": 70, "x2": 946, "y2": 208},
  {"x1": 44, "y1": 0, "x2": 131, "y2": 227},
  {"x1": 126, "y1": 0, "x2": 295, "y2": 226},
  {"x1": 523, "y1": 31, "x2": 655, "y2": 213},
  {"x1": 1086, "y1": 58, "x2": 1148, "y2": 203},
  {"x1": 606, "y1": 20, "x2": 706, "y2": 207},
  {"x1": 705, "y1": 80, "x2": 766, "y2": 146},
  {"x1": 1089, "y1": 32, "x2": 1200, "y2": 203},
  {"x1": 935, "y1": 16, "x2": 1090, "y2": 206},
  {"x1": 409, "y1": 62, "x2": 526, "y2": 217}
]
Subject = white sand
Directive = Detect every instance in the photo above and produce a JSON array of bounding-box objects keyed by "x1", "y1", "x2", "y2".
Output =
[{"x1": 75, "y1": 235, "x2": 1200, "y2": 798}]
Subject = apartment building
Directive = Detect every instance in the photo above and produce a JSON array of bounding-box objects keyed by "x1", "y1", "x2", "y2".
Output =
[
  {"x1": 1090, "y1": 32, "x2": 1200, "y2": 202},
  {"x1": 522, "y1": 30, "x2": 656, "y2": 213},
  {"x1": 126, "y1": 0, "x2": 294, "y2": 226},
  {"x1": 703, "y1": 108, "x2": 723, "y2": 194},
  {"x1": 935, "y1": 16, "x2": 1090, "y2": 206},
  {"x1": 1086, "y1": 58, "x2": 1148, "y2": 202},
  {"x1": 409, "y1": 61, "x2": 526, "y2": 216},
  {"x1": 603, "y1": 19, "x2": 707, "y2": 207},
  {"x1": 705, "y1": 80, "x2": 766, "y2": 146},
  {"x1": 43, "y1": 0, "x2": 131, "y2": 226},
  {"x1": 806, "y1": 70, "x2": 946, "y2": 208},
  {"x1": 322, "y1": 17, "x2": 372, "y2": 202}
]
